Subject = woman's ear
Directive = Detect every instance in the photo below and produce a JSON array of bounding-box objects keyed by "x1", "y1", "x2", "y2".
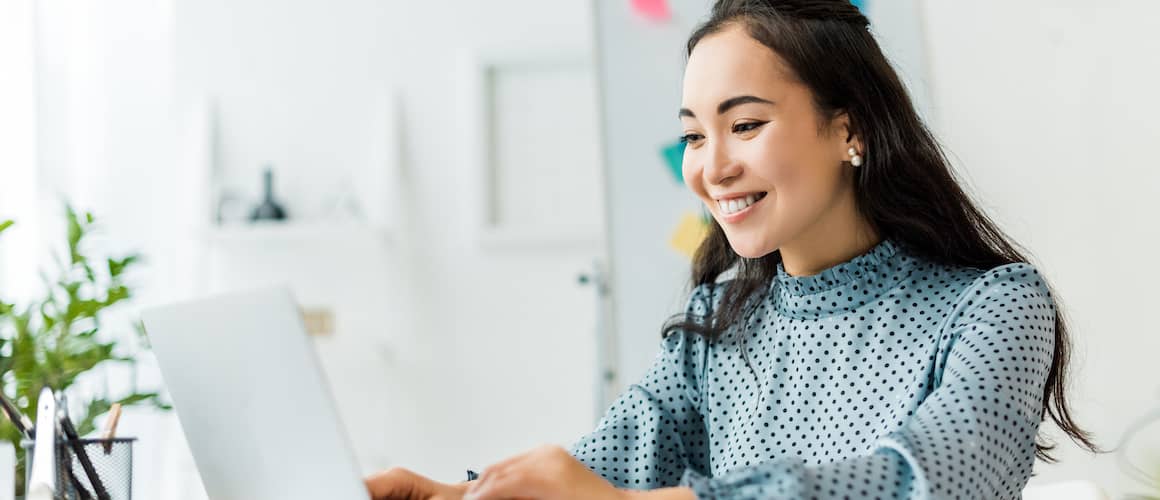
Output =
[{"x1": 833, "y1": 112, "x2": 863, "y2": 156}]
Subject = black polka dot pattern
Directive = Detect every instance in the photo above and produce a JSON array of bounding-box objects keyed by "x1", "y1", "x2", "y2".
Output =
[{"x1": 569, "y1": 239, "x2": 1055, "y2": 499}]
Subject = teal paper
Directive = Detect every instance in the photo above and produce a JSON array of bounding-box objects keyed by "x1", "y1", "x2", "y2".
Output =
[{"x1": 661, "y1": 140, "x2": 686, "y2": 183}]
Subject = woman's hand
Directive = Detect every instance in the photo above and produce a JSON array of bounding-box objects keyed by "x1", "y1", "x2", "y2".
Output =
[
  {"x1": 365, "y1": 467, "x2": 469, "y2": 500},
  {"x1": 463, "y1": 445, "x2": 626, "y2": 500}
]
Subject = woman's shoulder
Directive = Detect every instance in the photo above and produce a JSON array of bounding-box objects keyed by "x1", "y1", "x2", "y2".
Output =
[
  {"x1": 922, "y1": 257, "x2": 1055, "y2": 327},
  {"x1": 899, "y1": 243, "x2": 1051, "y2": 304},
  {"x1": 948, "y1": 260, "x2": 1050, "y2": 300}
]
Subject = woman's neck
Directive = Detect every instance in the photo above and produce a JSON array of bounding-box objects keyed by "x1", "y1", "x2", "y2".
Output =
[{"x1": 778, "y1": 192, "x2": 879, "y2": 277}]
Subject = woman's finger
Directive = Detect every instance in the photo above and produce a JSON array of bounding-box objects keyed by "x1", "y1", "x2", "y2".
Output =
[
  {"x1": 467, "y1": 446, "x2": 573, "y2": 500},
  {"x1": 471, "y1": 446, "x2": 541, "y2": 495},
  {"x1": 475, "y1": 447, "x2": 534, "y2": 483},
  {"x1": 465, "y1": 464, "x2": 545, "y2": 500},
  {"x1": 364, "y1": 467, "x2": 430, "y2": 499}
]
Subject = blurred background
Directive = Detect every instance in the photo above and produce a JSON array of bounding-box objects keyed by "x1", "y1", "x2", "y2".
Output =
[{"x1": 0, "y1": 0, "x2": 1158, "y2": 498}]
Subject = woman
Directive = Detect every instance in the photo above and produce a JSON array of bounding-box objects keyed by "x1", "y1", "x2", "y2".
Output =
[{"x1": 367, "y1": 0, "x2": 1097, "y2": 498}]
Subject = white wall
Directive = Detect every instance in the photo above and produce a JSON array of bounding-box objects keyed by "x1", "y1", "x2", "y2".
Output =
[
  {"x1": 168, "y1": 0, "x2": 604, "y2": 495},
  {"x1": 0, "y1": 0, "x2": 40, "y2": 295},
  {"x1": 923, "y1": 1, "x2": 1160, "y2": 496}
]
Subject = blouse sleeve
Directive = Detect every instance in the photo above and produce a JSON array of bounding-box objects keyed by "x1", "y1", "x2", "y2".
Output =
[
  {"x1": 569, "y1": 285, "x2": 716, "y2": 489},
  {"x1": 677, "y1": 263, "x2": 1057, "y2": 499}
]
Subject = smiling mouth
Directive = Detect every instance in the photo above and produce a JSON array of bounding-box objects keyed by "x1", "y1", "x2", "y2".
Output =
[{"x1": 717, "y1": 192, "x2": 768, "y2": 215}]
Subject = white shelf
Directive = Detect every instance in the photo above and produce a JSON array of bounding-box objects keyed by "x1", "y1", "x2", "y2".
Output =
[
  {"x1": 478, "y1": 226, "x2": 602, "y2": 252},
  {"x1": 200, "y1": 221, "x2": 391, "y2": 246}
]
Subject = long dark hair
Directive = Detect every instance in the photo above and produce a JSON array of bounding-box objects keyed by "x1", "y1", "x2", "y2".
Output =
[{"x1": 664, "y1": 0, "x2": 1097, "y2": 462}]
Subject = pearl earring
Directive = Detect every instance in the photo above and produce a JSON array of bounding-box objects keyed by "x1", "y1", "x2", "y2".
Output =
[{"x1": 848, "y1": 146, "x2": 863, "y2": 167}]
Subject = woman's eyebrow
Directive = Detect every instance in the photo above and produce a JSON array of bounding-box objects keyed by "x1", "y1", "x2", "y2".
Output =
[
  {"x1": 717, "y1": 95, "x2": 774, "y2": 114},
  {"x1": 678, "y1": 95, "x2": 775, "y2": 119}
]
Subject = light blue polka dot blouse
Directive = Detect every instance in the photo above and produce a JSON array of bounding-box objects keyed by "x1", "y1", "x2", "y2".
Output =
[{"x1": 569, "y1": 238, "x2": 1054, "y2": 499}]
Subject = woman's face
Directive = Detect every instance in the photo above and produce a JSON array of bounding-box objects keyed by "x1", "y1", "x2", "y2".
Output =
[{"x1": 680, "y1": 24, "x2": 860, "y2": 259}]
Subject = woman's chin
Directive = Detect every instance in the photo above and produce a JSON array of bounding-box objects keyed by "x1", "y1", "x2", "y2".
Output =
[{"x1": 727, "y1": 236, "x2": 780, "y2": 259}]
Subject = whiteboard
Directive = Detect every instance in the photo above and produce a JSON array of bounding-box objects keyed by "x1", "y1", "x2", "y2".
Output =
[{"x1": 592, "y1": 0, "x2": 933, "y2": 396}]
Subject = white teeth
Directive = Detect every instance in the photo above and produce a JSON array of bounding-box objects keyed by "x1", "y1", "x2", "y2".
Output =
[{"x1": 717, "y1": 193, "x2": 765, "y2": 215}]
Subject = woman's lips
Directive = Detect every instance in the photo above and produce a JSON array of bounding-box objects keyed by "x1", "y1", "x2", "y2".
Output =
[{"x1": 717, "y1": 192, "x2": 767, "y2": 224}]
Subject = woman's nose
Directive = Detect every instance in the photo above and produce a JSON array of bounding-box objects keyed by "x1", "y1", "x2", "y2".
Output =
[{"x1": 704, "y1": 142, "x2": 742, "y2": 186}]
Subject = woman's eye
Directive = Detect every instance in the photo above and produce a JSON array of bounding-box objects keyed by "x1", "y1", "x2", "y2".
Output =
[
  {"x1": 732, "y1": 121, "x2": 768, "y2": 134},
  {"x1": 679, "y1": 133, "x2": 704, "y2": 144}
]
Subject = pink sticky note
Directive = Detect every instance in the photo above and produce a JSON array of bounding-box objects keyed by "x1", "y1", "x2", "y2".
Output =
[{"x1": 631, "y1": 0, "x2": 670, "y2": 22}]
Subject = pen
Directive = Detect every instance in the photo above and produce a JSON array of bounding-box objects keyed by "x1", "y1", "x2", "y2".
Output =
[
  {"x1": 0, "y1": 391, "x2": 33, "y2": 439},
  {"x1": 63, "y1": 463, "x2": 94, "y2": 500},
  {"x1": 57, "y1": 396, "x2": 110, "y2": 500},
  {"x1": 100, "y1": 403, "x2": 121, "y2": 454}
]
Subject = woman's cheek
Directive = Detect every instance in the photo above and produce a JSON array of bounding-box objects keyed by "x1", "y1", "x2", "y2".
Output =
[
  {"x1": 682, "y1": 152, "x2": 706, "y2": 197},
  {"x1": 756, "y1": 152, "x2": 798, "y2": 193},
  {"x1": 748, "y1": 133, "x2": 794, "y2": 182}
]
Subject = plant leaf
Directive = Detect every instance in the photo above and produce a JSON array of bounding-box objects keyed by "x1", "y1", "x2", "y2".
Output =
[
  {"x1": 0, "y1": 205, "x2": 172, "y2": 483},
  {"x1": 65, "y1": 205, "x2": 85, "y2": 264},
  {"x1": 107, "y1": 255, "x2": 140, "y2": 278}
]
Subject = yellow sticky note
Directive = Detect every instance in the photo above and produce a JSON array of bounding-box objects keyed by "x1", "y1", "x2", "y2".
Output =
[{"x1": 669, "y1": 212, "x2": 709, "y2": 259}]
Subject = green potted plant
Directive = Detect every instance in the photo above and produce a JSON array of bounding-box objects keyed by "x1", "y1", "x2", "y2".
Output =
[{"x1": 0, "y1": 206, "x2": 170, "y2": 495}]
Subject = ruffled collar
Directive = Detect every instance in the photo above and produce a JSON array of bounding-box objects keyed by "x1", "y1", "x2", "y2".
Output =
[{"x1": 771, "y1": 238, "x2": 918, "y2": 318}]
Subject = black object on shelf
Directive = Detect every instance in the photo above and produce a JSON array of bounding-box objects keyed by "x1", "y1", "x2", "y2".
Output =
[{"x1": 250, "y1": 166, "x2": 288, "y2": 221}]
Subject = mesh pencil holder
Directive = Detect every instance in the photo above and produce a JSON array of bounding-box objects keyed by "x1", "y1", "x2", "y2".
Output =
[{"x1": 22, "y1": 437, "x2": 135, "y2": 500}]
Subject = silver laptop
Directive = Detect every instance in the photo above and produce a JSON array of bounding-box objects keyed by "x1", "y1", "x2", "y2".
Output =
[{"x1": 142, "y1": 287, "x2": 368, "y2": 500}]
